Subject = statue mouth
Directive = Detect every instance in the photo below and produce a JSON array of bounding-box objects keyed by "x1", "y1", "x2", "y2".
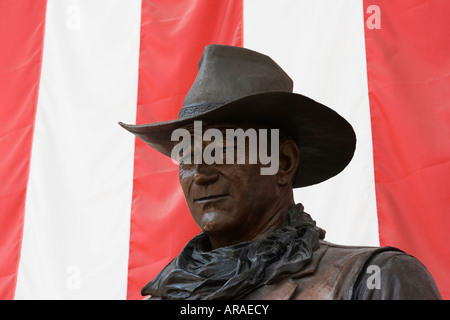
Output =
[{"x1": 193, "y1": 194, "x2": 229, "y2": 203}]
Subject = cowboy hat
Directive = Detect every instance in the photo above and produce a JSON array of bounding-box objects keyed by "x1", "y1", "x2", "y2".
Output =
[{"x1": 119, "y1": 44, "x2": 356, "y2": 187}]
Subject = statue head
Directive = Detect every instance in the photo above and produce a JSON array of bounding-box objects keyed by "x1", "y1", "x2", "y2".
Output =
[{"x1": 120, "y1": 44, "x2": 356, "y2": 247}]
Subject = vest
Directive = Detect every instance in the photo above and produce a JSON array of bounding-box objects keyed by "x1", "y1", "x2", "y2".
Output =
[{"x1": 244, "y1": 241, "x2": 407, "y2": 300}]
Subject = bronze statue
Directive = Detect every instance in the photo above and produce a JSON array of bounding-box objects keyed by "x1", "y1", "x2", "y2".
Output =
[{"x1": 119, "y1": 45, "x2": 441, "y2": 300}]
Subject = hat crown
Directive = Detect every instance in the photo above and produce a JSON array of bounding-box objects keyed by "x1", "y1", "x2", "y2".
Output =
[
  {"x1": 180, "y1": 45, "x2": 293, "y2": 118},
  {"x1": 119, "y1": 44, "x2": 356, "y2": 188}
]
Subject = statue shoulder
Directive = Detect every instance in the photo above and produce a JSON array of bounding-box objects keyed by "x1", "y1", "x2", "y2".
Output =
[
  {"x1": 350, "y1": 245, "x2": 442, "y2": 299},
  {"x1": 310, "y1": 241, "x2": 441, "y2": 299}
]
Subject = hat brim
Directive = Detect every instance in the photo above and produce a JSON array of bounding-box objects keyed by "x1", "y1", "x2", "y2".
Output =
[{"x1": 119, "y1": 91, "x2": 356, "y2": 188}]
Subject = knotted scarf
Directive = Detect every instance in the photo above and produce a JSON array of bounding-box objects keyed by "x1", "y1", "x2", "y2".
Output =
[{"x1": 141, "y1": 203, "x2": 326, "y2": 299}]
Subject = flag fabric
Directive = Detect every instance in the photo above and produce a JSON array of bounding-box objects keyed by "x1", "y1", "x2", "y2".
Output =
[{"x1": 0, "y1": 0, "x2": 448, "y2": 300}]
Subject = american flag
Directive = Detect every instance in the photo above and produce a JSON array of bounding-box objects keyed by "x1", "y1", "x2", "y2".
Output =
[{"x1": 0, "y1": 0, "x2": 448, "y2": 299}]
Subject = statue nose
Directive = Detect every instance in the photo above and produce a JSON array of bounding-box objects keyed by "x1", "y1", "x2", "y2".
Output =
[{"x1": 193, "y1": 165, "x2": 219, "y2": 185}]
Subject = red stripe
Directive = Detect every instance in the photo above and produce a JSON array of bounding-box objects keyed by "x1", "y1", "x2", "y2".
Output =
[
  {"x1": 0, "y1": 0, "x2": 47, "y2": 299},
  {"x1": 364, "y1": 0, "x2": 450, "y2": 298},
  {"x1": 127, "y1": 0, "x2": 243, "y2": 299}
]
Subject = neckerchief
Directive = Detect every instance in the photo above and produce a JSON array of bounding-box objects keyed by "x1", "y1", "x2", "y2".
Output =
[{"x1": 141, "y1": 203, "x2": 325, "y2": 299}]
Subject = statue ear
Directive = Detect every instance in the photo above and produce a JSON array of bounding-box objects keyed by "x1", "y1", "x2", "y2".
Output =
[{"x1": 277, "y1": 139, "x2": 299, "y2": 186}]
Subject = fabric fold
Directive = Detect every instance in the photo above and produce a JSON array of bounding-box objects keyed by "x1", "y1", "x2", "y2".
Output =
[{"x1": 141, "y1": 203, "x2": 326, "y2": 299}]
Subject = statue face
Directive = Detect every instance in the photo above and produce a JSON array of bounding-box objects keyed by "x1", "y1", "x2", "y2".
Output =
[{"x1": 178, "y1": 125, "x2": 282, "y2": 247}]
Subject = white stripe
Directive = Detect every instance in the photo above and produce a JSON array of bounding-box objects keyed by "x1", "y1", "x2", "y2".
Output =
[
  {"x1": 244, "y1": 0, "x2": 379, "y2": 246},
  {"x1": 15, "y1": 0, "x2": 141, "y2": 299}
]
